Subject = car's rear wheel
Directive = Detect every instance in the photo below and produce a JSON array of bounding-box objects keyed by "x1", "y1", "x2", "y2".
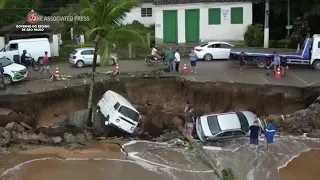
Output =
[
  {"x1": 204, "y1": 53, "x2": 213, "y2": 61},
  {"x1": 3, "y1": 75, "x2": 13, "y2": 85},
  {"x1": 108, "y1": 58, "x2": 115, "y2": 65},
  {"x1": 76, "y1": 60, "x2": 84, "y2": 68}
]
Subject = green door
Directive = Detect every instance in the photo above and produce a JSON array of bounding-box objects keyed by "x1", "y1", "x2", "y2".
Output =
[
  {"x1": 163, "y1": 10, "x2": 178, "y2": 43},
  {"x1": 185, "y1": 9, "x2": 200, "y2": 43}
]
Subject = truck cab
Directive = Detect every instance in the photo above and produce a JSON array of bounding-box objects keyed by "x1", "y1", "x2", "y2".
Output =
[{"x1": 310, "y1": 34, "x2": 320, "y2": 69}]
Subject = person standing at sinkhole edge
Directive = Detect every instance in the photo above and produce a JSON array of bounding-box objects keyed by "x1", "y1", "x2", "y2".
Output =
[{"x1": 265, "y1": 120, "x2": 276, "y2": 151}]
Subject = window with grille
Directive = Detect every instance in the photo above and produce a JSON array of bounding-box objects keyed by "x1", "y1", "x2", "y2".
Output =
[{"x1": 141, "y1": 8, "x2": 152, "y2": 17}]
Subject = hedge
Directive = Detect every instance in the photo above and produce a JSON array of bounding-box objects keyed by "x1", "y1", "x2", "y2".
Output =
[{"x1": 60, "y1": 44, "x2": 93, "y2": 57}]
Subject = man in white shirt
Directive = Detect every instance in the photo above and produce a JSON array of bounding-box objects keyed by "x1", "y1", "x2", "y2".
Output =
[
  {"x1": 151, "y1": 46, "x2": 160, "y2": 59},
  {"x1": 174, "y1": 49, "x2": 180, "y2": 72}
]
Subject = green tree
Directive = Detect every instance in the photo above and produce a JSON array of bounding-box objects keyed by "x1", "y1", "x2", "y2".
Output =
[
  {"x1": 79, "y1": 0, "x2": 145, "y2": 125},
  {"x1": 0, "y1": 0, "x2": 40, "y2": 27},
  {"x1": 0, "y1": 0, "x2": 5, "y2": 8}
]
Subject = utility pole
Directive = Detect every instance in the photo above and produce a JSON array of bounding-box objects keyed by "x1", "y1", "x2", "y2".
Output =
[
  {"x1": 287, "y1": 0, "x2": 291, "y2": 37},
  {"x1": 264, "y1": 0, "x2": 269, "y2": 48}
]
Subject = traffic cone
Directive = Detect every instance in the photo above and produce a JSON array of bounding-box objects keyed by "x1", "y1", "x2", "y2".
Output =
[
  {"x1": 275, "y1": 67, "x2": 282, "y2": 79},
  {"x1": 54, "y1": 67, "x2": 60, "y2": 77},
  {"x1": 114, "y1": 63, "x2": 120, "y2": 74},
  {"x1": 183, "y1": 64, "x2": 188, "y2": 74}
]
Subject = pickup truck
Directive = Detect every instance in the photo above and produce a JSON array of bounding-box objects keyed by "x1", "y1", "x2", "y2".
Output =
[{"x1": 230, "y1": 34, "x2": 320, "y2": 70}]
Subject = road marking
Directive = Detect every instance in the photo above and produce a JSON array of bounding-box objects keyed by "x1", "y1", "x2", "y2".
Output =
[
  {"x1": 191, "y1": 76, "x2": 196, "y2": 81},
  {"x1": 288, "y1": 72, "x2": 308, "y2": 86},
  {"x1": 259, "y1": 75, "x2": 269, "y2": 84},
  {"x1": 307, "y1": 80, "x2": 320, "y2": 86}
]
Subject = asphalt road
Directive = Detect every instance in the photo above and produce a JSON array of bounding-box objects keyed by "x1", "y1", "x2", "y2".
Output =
[
  {"x1": 2, "y1": 58, "x2": 320, "y2": 95},
  {"x1": 180, "y1": 60, "x2": 320, "y2": 87},
  {"x1": 31, "y1": 59, "x2": 320, "y2": 87},
  {"x1": 26, "y1": 60, "x2": 161, "y2": 80}
]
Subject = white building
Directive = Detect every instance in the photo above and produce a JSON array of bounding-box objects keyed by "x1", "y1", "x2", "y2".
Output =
[
  {"x1": 122, "y1": 0, "x2": 155, "y2": 26},
  {"x1": 124, "y1": 0, "x2": 253, "y2": 44}
]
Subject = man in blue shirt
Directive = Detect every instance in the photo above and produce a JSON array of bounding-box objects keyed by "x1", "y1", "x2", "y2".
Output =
[
  {"x1": 265, "y1": 120, "x2": 276, "y2": 151},
  {"x1": 267, "y1": 52, "x2": 281, "y2": 75}
]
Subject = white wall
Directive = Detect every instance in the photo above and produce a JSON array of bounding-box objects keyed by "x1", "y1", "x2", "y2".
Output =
[
  {"x1": 0, "y1": 37, "x2": 5, "y2": 49},
  {"x1": 154, "y1": 2, "x2": 252, "y2": 43},
  {"x1": 122, "y1": 3, "x2": 155, "y2": 26}
]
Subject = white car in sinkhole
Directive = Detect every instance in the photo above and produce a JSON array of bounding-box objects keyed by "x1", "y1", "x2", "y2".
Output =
[
  {"x1": 93, "y1": 90, "x2": 140, "y2": 135},
  {"x1": 195, "y1": 111, "x2": 266, "y2": 142}
]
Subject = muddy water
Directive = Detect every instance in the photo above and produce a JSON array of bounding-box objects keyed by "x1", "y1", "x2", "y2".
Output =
[{"x1": 1, "y1": 136, "x2": 319, "y2": 180}]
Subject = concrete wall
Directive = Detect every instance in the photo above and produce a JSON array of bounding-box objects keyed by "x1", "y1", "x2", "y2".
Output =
[
  {"x1": 122, "y1": 3, "x2": 155, "y2": 26},
  {"x1": 154, "y1": 2, "x2": 252, "y2": 43},
  {"x1": 0, "y1": 37, "x2": 5, "y2": 49}
]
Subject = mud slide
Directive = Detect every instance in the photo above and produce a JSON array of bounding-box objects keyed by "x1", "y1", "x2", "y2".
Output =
[{"x1": 0, "y1": 77, "x2": 319, "y2": 137}]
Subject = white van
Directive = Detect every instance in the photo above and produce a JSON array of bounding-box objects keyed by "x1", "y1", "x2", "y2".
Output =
[
  {"x1": 0, "y1": 38, "x2": 51, "y2": 63},
  {"x1": 95, "y1": 90, "x2": 140, "y2": 134}
]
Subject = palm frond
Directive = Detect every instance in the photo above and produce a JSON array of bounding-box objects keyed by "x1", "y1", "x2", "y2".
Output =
[
  {"x1": 105, "y1": 0, "x2": 141, "y2": 25},
  {"x1": 98, "y1": 37, "x2": 113, "y2": 66},
  {"x1": 107, "y1": 27, "x2": 146, "y2": 46},
  {"x1": 79, "y1": 0, "x2": 145, "y2": 66},
  {"x1": 80, "y1": 8, "x2": 95, "y2": 19},
  {"x1": 80, "y1": 0, "x2": 92, "y2": 10},
  {"x1": 0, "y1": 0, "x2": 5, "y2": 8}
]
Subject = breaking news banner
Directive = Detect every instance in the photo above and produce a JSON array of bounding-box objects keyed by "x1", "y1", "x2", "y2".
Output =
[{"x1": 15, "y1": 9, "x2": 90, "y2": 32}]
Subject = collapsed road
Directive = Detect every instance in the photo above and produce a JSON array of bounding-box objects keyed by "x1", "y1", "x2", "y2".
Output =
[
  {"x1": 1, "y1": 75, "x2": 320, "y2": 179},
  {"x1": 1, "y1": 76, "x2": 320, "y2": 142}
]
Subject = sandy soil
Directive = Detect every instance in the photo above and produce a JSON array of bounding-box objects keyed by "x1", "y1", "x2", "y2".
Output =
[
  {"x1": 0, "y1": 140, "x2": 127, "y2": 176},
  {"x1": 19, "y1": 140, "x2": 126, "y2": 158},
  {"x1": 279, "y1": 149, "x2": 320, "y2": 180}
]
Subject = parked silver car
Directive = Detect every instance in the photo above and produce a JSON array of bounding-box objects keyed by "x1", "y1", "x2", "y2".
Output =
[
  {"x1": 195, "y1": 111, "x2": 266, "y2": 142},
  {"x1": 69, "y1": 47, "x2": 118, "y2": 67}
]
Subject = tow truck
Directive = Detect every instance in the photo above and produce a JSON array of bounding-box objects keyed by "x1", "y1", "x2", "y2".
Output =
[{"x1": 230, "y1": 34, "x2": 320, "y2": 70}]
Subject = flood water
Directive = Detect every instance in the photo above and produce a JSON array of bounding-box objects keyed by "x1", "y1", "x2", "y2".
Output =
[{"x1": 0, "y1": 136, "x2": 319, "y2": 180}]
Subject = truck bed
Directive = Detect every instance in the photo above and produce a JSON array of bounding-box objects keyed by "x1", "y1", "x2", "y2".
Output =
[{"x1": 230, "y1": 47, "x2": 297, "y2": 55}]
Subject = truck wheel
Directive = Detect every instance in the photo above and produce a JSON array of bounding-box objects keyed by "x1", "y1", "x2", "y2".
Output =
[
  {"x1": 256, "y1": 58, "x2": 268, "y2": 68},
  {"x1": 313, "y1": 60, "x2": 320, "y2": 70}
]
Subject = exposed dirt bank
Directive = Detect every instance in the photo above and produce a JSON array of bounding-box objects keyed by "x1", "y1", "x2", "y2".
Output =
[{"x1": 0, "y1": 76, "x2": 320, "y2": 140}]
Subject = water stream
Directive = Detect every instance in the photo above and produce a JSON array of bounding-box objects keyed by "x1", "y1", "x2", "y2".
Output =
[{"x1": 0, "y1": 135, "x2": 319, "y2": 180}]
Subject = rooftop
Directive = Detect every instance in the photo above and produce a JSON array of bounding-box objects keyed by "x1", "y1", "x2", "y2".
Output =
[{"x1": 152, "y1": 0, "x2": 257, "y2": 5}]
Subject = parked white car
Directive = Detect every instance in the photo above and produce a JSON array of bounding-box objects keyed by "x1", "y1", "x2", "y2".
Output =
[
  {"x1": 196, "y1": 111, "x2": 266, "y2": 142},
  {"x1": 194, "y1": 42, "x2": 234, "y2": 61},
  {"x1": 69, "y1": 47, "x2": 118, "y2": 67},
  {"x1": 0, "y1": 57, "x2": 28, "y2": 85},
  {"x1": 94, "y1": 90, "x2": 140, "y2": 134}
]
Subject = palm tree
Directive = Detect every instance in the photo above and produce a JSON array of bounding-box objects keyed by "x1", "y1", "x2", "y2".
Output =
[{"x1": 79, "y1": 0, "x2": 145, "y2": 125}]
